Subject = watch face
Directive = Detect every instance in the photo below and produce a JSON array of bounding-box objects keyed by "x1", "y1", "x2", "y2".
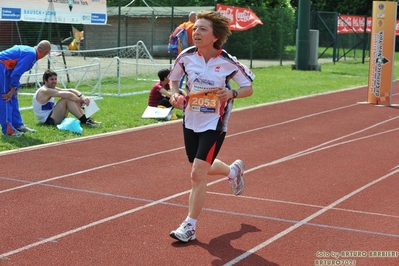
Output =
[{"x1": 233, "y1": 90, "x2": 238, "y2": 98}]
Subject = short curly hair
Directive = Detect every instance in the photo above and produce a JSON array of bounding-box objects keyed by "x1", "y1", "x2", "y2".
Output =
[
  {"x1": 197, "y1": 10, "x2": 231, "y2": 49},
  {"x1": 42, "y1": 69, "x2": 57, "y2": 83}
]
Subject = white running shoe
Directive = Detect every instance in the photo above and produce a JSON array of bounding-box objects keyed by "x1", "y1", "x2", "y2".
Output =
[
  {"x1": 9, "y1": 130, "x2": 23, "y2": 137},
  {"x1": 16, "y1": 125, "x2": 36, "y2": 133},
  {"x1": 169, "y1": 222, "x2": 196, "y2": 242},
  {"x1": 229, "y1": 159, "x2": 245, "y2": 196}
]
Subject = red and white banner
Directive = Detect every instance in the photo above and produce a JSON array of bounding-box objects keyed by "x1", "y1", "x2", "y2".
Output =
[
  {"x1": 338, "y1": 15, "x2": 399, "y2": 36},
  {"x1": 216, "y1": 4, "x2": 263, "y2": 31},
  {"x1": 338, "y1": 15, "x2": 372, "y2": 34}
]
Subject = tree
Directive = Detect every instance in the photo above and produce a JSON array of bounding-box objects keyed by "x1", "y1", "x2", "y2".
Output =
[{"x1": 290, "y1": 0, "x2": 377, "y2": 16}]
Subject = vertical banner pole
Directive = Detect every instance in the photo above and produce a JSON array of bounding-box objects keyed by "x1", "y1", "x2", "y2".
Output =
[{"x1": 367, "y1": 1, "x2": 397, "y2": 106}]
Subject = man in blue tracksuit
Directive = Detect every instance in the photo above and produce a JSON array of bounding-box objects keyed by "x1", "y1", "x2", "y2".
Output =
[{"x1": 0, "y1": 40, "x2": 51, "y2": 137}]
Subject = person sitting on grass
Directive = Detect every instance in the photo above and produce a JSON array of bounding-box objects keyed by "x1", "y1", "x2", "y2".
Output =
[
  {"x1": 148, "y1": 68, "x2": 186, "y2": 109},
  {"x1": 32, "y1": 69, "x2": 101, "y2": 127}
]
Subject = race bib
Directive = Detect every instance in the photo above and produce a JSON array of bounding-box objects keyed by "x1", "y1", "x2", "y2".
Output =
[{"x1": 189, "y1": 90, "x2": 219, "y2": 113}]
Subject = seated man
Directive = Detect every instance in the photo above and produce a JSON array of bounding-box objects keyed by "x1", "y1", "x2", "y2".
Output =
[
  {"x1": 148, "y1": 68, "x2": 185, "y2": 108},
  {"x1": 32, "y1": 69, "x2": 101, "y2": 127},
  {"x1": 148, "y1": 68, "x2": 173, "y2": 108}
]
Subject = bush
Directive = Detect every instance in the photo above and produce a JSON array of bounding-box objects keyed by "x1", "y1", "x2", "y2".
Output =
[{"x1": 223, "y1": 7, "x2": 296, "y2": 59}]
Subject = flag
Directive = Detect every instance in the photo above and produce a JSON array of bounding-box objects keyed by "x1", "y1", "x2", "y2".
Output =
[{"x1": 216, "y1": 4, "x2": 263, "y2": 31}]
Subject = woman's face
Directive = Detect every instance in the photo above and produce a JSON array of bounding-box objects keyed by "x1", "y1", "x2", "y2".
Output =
[{"x1": 193, "y1": 18, "x2": 217, "y2": 49}]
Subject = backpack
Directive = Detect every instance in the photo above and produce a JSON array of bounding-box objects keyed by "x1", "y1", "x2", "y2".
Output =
[
  {"x1": 168, "y1": 34, "x2": 179, "y2": 55},
  {"x1": 168, "y1": 27, "x2": 189, "y2": 55}
]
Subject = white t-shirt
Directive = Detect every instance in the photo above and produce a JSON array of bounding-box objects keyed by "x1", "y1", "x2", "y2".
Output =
[{"x1": 169, "y1": 48, "x2": 255, "y2": 132}]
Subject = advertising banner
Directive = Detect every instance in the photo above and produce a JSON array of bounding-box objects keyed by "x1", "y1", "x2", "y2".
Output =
[
  {"x1": 0, "y1": 0, "x2": 107, "y2": 25},
  {"x1": 367, "y1": 1, "x2": 397, "y2": 105},
  {"x1": 337, "y1": 16, "x2": 372, "y2": 34},
  {"x1": 216, "y1": 4, "x2": 263, "y2": 31},
  {"x1": 338, "y1": 15, "x2": 399, "y2": 36}
]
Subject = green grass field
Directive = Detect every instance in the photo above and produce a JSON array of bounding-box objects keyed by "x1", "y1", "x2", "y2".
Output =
[{"x1": 2, "y1": 53, "x2": 398, "y2": 152}]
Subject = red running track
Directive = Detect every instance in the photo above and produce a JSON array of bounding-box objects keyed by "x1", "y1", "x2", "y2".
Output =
[{"x1": 0, "y1": 84, "x2": 399, "y2": 266}]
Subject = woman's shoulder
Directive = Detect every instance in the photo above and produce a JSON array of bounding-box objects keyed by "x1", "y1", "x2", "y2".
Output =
[
  {"x1": 219, "y1": 49, "x2": 239, "y2": 62},
  {"x1": 178, "y1": 46, "x2": 197, "y2": 58}
]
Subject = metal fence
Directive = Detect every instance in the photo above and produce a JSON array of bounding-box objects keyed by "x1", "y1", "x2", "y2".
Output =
[{"x1": 0, "y1": 7, "x2": 374, "y2": 64}]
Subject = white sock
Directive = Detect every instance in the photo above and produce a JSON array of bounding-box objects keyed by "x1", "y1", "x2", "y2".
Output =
[
  {"x1": 185, "y1": 216, "x2": 197, "y2": 228},
  {"x1": 227, "y1": 166, "x2": 237, "y2": 180}
]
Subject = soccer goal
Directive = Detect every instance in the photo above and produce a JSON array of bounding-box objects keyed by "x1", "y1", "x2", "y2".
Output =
[
  {"x1": 95, "y1": 41, "x2": 172, "y2": 96},
  {"x1": 59, "y1": 40, "x2": 172, "y2": 96}
]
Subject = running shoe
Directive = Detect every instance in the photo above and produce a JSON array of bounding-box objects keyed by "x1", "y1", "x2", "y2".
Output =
[
  {"x1": 169, "y1": 222, "x2": 196, "y2": 242},
  {"x1": 16, "y1": 125, "x2": 36, "y2": 133},
  {"x1": 229, "y1": 159, "x2": 245, "y2": 196},
  {"x1": 8, "y1": 130, "x2": 23, "y2": 137},
  {"x1": 85, "y1": 118, "x2": 102, "y2": 127}
]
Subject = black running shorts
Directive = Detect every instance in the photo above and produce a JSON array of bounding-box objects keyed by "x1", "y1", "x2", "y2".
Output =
[{"x1": 183, "y1": 127, "x2": 226, "y2": 164}]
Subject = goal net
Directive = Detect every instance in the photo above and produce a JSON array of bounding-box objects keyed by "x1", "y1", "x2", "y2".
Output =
[
  {"x1": 21, "y1": 40, "x2": 171, "y2": 96},
  {"x1": 59, "y1": 40, "x2": 171, "y2": 96}
]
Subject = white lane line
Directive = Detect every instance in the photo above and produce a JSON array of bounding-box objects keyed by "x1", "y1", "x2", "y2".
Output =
[
  {"x1": 229, "y1": 103, "x2": 358, "y2": 138},
  {"x1": 0, "y1": 188, "x2": 192, "y2": 259},
  {"x1": 0, "y1": 147, "x2": 182, "y2": 195},
  {"x1": 223, "y1": 167, "x2": 399, "y2": 266},
  {"x1": 208, "y1": 192, "x2": 399, "y2": 219}
]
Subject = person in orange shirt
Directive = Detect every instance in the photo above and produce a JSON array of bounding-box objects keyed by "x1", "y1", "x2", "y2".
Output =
[
  {"x1": 172, "y1": 11, "x2": 197, "y2": 48},
  {"x1": 182, "y1": 12, "x2": 197, "y2": 47}
]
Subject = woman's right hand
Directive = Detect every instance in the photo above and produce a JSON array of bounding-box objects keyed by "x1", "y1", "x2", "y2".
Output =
[{"x1": 169, "y1": 93, "x2": 180, "y2": 106}]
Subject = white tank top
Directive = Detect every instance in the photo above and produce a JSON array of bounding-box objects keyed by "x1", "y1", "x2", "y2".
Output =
[{"x1": 32, "y1": 88, "x2": 55, "y2": 123}]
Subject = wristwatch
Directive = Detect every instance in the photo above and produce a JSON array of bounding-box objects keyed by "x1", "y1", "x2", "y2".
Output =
[{"x1": 232, "y1": 90, "x2": 238, "y2": 99}]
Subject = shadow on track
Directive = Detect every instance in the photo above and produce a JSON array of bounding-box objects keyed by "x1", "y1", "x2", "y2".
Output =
[{"x1": 172, "y1": 223, "x2": 279, "y2": 266}]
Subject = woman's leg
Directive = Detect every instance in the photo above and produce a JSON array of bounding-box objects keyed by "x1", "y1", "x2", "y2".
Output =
[
  {"x1": 187, "y1": 159, "x2": 230, "y2": 218},
  {"x1": 188, "y1": 158, "x2": 210, "y2": 219},
  {"x1": 208, "y1": 158, "x2": 230, "y2": 176}
]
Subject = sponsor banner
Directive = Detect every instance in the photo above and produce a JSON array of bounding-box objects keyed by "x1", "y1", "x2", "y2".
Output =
[
  {"x1": 338, "y1": 15, "x2": 399, "y2": 36},
  {"x1": 0, "y1": 0, "x2": 107, "y2": 25},
  {"x1": 367, "y1": 1, "x2": 397, "y2": 105},
  {"x1": 216, "y1": 4, "x2": 263, "y2": 31},
  {"x1": 338, "y1": 15, "x2": 372, "y2": 34}
]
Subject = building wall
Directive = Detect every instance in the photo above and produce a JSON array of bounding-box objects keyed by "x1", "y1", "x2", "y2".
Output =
[
  {"x1": 84, "y1": 16, "x2": 187, "y2": 57},
  {"x1": 0, "y1": 21, "x2": 22, "y2": 50}
]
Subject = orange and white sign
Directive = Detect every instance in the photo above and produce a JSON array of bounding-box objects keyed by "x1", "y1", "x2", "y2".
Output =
[
  {"x1": 216, "y1": 4, "x2": 263, "y2": 31},
  {"x1": 367, "y1": 1, "x2": 397, "y2": 105}
]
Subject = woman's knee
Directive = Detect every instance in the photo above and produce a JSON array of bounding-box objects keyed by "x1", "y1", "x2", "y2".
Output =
[{"x1": 191, "y1": 160, "x2": 210, "y2": 184}]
